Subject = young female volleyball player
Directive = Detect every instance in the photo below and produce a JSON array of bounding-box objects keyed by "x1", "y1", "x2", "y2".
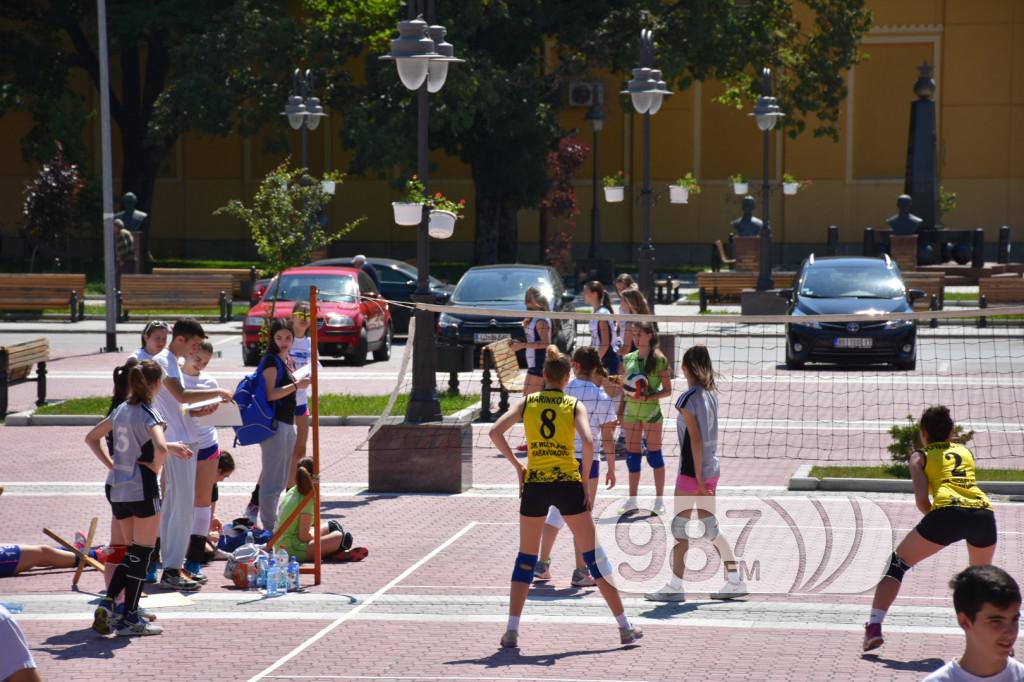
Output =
[
  {"x1": 864, "y1": 405, "x2": 997, "y2": 651},
  {"x1": 619, "y1": 322, "x2": 671, "y2": 515},
  {"x1": 644, "y1": 345, "x2": 748, "y2": 602},
  {"x1": 274, "y1": 458, "x2": 354, "y2": 562},
  {"x1": 509, "y1": 286, "x2": 552, "y2": 397},
  {"x1": 133, "y1": 320, "x2": 170, "y2": 361},
  {"x1": 490, "y1": 346, "x2": 641, "y2": 648},
  {"x1": 533, "y1": 346, "x2": 618, "y2": 587},
  {"x1": 288, "y1": 301, "x2": 314, "y2": 486},
  {"x1": 181, "y1": 341, "x2": 221, "y2": 582},
  {"x1": 582, "y1": 281, "x2": 621, "y2": 376},
  {"x1": 85, "y1": 360, "x2": 193, "y2": 636}
]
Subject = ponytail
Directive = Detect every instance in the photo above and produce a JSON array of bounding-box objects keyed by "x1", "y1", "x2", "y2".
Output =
[
  {"x1": 584, "y1": 280, "x2": 613, "y2": 312},
  {"x1": 542, "y1": 345, "x2": 571, "y2": 385},
  {"x1": 109, "y1": 357, "x2": 140, "y2": 415},
  {"x1": 295, "y1": 457, "x2": 314, "y2": 496},
  {"x1": 571, "y1": 345, "x2": 607, "y2": 380},
  {"x1": 634, "y1": 321, "x2": 665, "y2": 375},
  {"x1": 126, "y1": 360, "x2": 163, "y2": 405}
]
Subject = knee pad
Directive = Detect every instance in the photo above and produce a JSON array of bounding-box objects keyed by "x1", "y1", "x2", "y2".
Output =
[
  {"x1": 646, "y1": 449, "x2": 665, "y2": 469},
  {"x1": 582, "y1": 548, "x2": 612, "y2": 582},
  {"x1": 884, "y1": 552, "x2": 910, "y2": 583},
  {"x1": 103, "y1": 544, "x2": 127, "y2": 565},
  {"x1": 511, "y1": 552, "x2": 538, "y2": 584},
  {"x1": 625, "y1": 452, "x2": 643, "y2": 473},
  {"x1": 544, "y1": 506, "x2": 566, "y2": 530}
]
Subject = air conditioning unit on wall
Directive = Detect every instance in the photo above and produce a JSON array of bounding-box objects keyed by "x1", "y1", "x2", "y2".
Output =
[{"x1": 568, "y1": 81, "x2": 602, "y2": 108}]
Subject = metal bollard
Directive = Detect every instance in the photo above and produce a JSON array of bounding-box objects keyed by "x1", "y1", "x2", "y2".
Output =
[
  {"x1": 479, "y1": 352, "x2": 493, "y2": 422},
  {"x1": 972, "y1": 228, "x2": 985, "y2": 269},
  {"x1": 978, "y1": 294, "x2": 988, "y2": 328},
  {"x1": 929, "y1": 295, "x2": 939, "y2": 328}
]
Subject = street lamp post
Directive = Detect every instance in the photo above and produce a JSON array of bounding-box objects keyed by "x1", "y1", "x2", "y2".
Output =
[
  {"x1": 750, "y1": 67, "x2": 783, "y2": 291},
  {"x1": 585, "y1": 95, "x2": 606, "y2": 280},
  {"x1": 382, "y1": 1, "x2": 462, "y2": 423},
  {"x1": 622, "y1": 30, "x2": 671, "y2": 307},
  {"x1": 283, "y1": 69, "x2": 326, "y2": 172}
]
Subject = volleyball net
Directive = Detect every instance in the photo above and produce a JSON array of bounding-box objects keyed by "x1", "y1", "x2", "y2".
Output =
[{"x1": 356, "y1": 303, "x2": 1024, "y2": 466}]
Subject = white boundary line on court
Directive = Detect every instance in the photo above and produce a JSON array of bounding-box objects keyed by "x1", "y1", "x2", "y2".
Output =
[
  {"x1": 248, "y1": 521, "x2": 479, "y2": 682},
  {"x1": 265, "y1": 676, "x2": 648, "y2": 682}
]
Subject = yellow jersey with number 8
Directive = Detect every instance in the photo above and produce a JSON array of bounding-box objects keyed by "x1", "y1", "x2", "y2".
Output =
[
  {"x1": 924, "y1": 441, "x2": 991, "y2": 511},
  {"x1": 523, "y1": 389, "x2": 579, "y2": 483}
]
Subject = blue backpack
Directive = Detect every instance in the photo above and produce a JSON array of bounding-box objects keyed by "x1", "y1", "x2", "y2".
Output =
[{"x1": 232, "y1": 354, "x2": 286, "y2": 446}]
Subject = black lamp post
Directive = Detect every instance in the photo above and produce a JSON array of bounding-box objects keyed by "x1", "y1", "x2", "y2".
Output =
[
  {"x1": 622, "y1": 30, "x2": 671, "y2": 307},
  {"x1": 750, "y1": 67, "x2": 783, "y2": 291},
  {"x1": 381, "y1": 1, "x2": 462, "y2": 423},
  {"x1": 585, "y1": 95, "x2": 606, "y2": 280},
  {"x1": 283, "y1": 69, "x2": 326, "y2": 172}
]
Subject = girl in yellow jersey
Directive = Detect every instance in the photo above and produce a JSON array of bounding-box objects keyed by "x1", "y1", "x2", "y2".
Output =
[
  {"x1": 490, "y1": 346, "x2": 642, "y2": 649},
  {"x1": 864, "y1": 405, "x2": 997, "y2": 652}
]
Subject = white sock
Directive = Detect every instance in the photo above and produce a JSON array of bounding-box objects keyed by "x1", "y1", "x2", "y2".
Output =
[
  {"x1": 726, "y1": 569, "x2": 741, "y2": 584},
  {"x1": 614, "y1": 612, "x2": 631, "y2": 629},
  {"x1": 869, "y1": 608, "x2": 886, "y2": 625},
  {"x1": 668, "y1": 575, "x2": 684, "y2": 590},
  {"x1": 506, "y1": 615, "x2": 520, "y2": 632},
  {"x1": 191, "y1": 506, "x2": 212, "y2": 535}
]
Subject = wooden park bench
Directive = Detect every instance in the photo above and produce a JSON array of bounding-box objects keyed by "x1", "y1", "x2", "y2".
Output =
[
  {"x1": 696, "y1": 272, "x2": 795, "y2": 311},
  {"x1": 118, "y1": 274, "x2": 234, "y2": 322},
  {"x1": 902, "y1": 272, "x2": 945, "y2": 311},
  {"x1": 654, "y1": 277, "x2": 685, "y2": 304},
  {"x1": 479, "y1": 338, "x2": 524, "y2": 420},
  {"x1": 711, "y1": 239, "x2": 736, "y2": 272},
  {"x1": 152, "y1": 267, "x2": 255, "y2": 299},
  {"x1": 0, "y1": 274, "x2": 86, "y2": 322},
  {"x1": 0, "y1": 338, "x2": 48, "y2": 415},
  {"x1": 978, "y1": 275, "x2": 1024, "y2": 327}
]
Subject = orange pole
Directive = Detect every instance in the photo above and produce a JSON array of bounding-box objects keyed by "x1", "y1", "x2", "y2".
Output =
[{"x1": 309, "y1": 284, "x2": 322, "y2": 586}]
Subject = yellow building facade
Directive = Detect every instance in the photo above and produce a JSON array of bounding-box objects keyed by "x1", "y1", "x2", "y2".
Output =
[{"x1": 1, "y1": 0, "x2": 1021, "y2": 265}]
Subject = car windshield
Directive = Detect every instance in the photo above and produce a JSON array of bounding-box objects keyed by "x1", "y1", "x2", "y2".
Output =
[
  {"x1": 799, "y1": 267, "x2": 905, "y2": 299},
  {"x1": 452, "y1": 269, "x2": 554, "y2": 304},
  {"x1": 265, "y1": 274, "x2": 357, "y2": 302}
]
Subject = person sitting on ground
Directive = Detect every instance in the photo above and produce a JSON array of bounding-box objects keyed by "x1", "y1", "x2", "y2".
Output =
[
  {"x1": 0, "y1": 544, "x2": 99, "y2": 577},
  {"x1": 273, "y1": 458, "x2": 359, "y2": 563},
  {"x1": 924, "y1": 565, "x2": 1023, "y2": 681}
]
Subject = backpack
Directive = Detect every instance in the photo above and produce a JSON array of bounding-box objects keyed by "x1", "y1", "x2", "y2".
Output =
[{"x1": 232, "y1": 353, "x2": 285, "y2": 446}]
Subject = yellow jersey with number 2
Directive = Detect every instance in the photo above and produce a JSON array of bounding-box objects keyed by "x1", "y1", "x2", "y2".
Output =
[
  {"x1": 523, "y1": 389, "x2": 580, "y2": 483},
  {"x1": 923, "y1": 441, "x2": 991, "y2": 511}
]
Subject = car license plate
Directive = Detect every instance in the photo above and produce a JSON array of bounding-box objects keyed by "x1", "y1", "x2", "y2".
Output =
[
  {"x1": 834, "y1": 337, "x2": 872, "y2": 349},
  {"x1": 474, "y1": 332, "x2": 510, "y2": 343}
]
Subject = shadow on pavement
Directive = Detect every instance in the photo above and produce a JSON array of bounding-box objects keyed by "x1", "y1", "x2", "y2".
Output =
[
  {"x1": 36, "y1": 628, "x2": 131, "y2": 660},
  {"x1": 447, "y1": 644, "x2": 635, "y2": 669},
  {"x1": 861, "y1": 653, "x2": 945, "y2": 673}
]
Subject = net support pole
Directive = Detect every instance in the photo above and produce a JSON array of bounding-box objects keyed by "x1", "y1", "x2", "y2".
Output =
[{"x1": 309, "y1": 285, "x2": 322, "y2": 585}]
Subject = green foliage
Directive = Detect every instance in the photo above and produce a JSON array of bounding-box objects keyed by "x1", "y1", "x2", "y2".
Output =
[
  {"x1": 602, "y1": 171, "x2": 627, "y2": 188},
  {"x1": 939, "y1": 185, "x2": 958, "y2": 219},
  {"x1": 674, "y1": 172, "x2": 702, "y2": 194},
  {"x1": 21, "y1": 142, "x2": 84, "y2": 271},
  {"x1": 215, "y1": 160, "x2": 364, "y2": 275},
  {"x1": 729, "y1": 173, "x2": 747, "y2": 184},
  {"x1": 429, "y1": 191, "x2": 467, "y2": 218},
  {"x1": 401, "y1": 176, "x2": 427, "y2": 204},
  {"x1": 318, "y1": 392, "x2": 479, "y2": 417},
  {"x1": 888, "y1": 414, "x2": 975, "y2": 465}
]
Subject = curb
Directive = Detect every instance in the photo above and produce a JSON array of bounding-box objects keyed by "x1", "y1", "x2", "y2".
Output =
[
  {"x1": 5, "y1": 402, "x2": 482, "y2": 428},
  {"x1": 787, "y1": 463, "x2": 1024, "y2": 495}
]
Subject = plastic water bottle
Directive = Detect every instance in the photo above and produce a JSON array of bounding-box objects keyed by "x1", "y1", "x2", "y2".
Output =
[
  {"x1": 275, "y1": 546, "x2": 288, "y2": 570},
  {"x1": 1, "y1": 602, "x2": 24, "y2": 614},
  {"x1": 245, "y1": 530, "x2": 255, "y2": 547},
  {"x1": 256, "y1": 555, "x2": 268, "y2": 590},
  {"x1": 287, "y1": 556, "x2": 300, "y2": 592},
  {"x1": 266, "y1": 559, "x2": 279, "y2": 597},
  {"x1": 275, "y1": 547, "x2": 289, "y2": 591},
  {"x1": 247, "y1": 562, "x2": 258, "y2": 591}
]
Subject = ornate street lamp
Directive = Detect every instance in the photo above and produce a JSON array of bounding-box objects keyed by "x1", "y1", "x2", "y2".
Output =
[
  {"x1": 282, "y1": 69, "x2": 327, "y2": 171},
  {"x1": 749, "y1": 67, "x2": 784, "y2": 291}
]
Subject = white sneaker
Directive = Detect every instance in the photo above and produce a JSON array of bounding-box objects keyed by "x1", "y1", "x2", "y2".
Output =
[
  {"x1": 644, "y1": 583, "x2": 686, "y2": 602},
  {"x1": 710, "y1": 579, "x2": 749, "y2": 600},
  {"x1": 116, "y1": 618, "x2": 164, "y2": 636},
  {"x1": 617, "y1": 497, "x2": 638, "y2": 515},
  {"x1": 651, "y1": 500, "x2": 666, "y2": 516}
]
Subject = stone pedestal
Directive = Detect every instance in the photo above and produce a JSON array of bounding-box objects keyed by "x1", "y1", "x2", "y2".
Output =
[
  {"x1": 740, "y1": 289, "x2": 789, "y2": 315},
  {"x1": 733, "y1": 236, "x2": 760, "y2": 272},
  {"x1": 890, "y1": 234, "x2": 918, "y2": 272},
  {"x1": 368, "y1": 422, "x2": 472, "y2": 493}
]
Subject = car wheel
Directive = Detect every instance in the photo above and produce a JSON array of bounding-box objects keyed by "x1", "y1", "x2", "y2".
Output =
[
  {"x1": 373, "y1": 323, "x2": 393, "y2": 362},
  {"x1": 785, "y1": 342, "x2": 804, "y2": 370},
  {"x1": 346, "y1": 327, "x2": 369, "y2": 366},
  {"x1": 243, "y1": 346, "x2": 261, "y2": 367},
  {"x1": 895, "y1": 357, "x2": 917, "y2": 371}
]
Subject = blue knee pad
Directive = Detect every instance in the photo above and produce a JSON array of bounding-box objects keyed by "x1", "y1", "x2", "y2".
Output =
[
  {"x1": 625, "y1": 451, "x2": 643, "y2": 473},
  {"x1": 646, "y1": 449, "x2": 665, "y2": 469},
  {"x1": 582, "y1": 547, "x2": 613, "y2": 582},
  {"x1": 511, "y1": 552, "x2": 538, "y2": 584},
  {"x1": 582, "y1": 549, "x2": 602, "y2": 581}
]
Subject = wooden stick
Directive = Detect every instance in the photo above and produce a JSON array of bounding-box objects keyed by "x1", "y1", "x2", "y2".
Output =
[
  {"x1": 310, "y1": 284, "x2": 322, "y2": 587},
  {"x1": 72, "y1": 517, "x2": 99, "y2": 586},
  {"x1": 42, "y1": 528, "x2": 104, "y2": 572}
]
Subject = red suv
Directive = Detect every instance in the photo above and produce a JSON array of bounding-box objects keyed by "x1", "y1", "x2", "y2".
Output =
[{"x1": 242, "y1": 266, "x2": 392, "y2": 366}]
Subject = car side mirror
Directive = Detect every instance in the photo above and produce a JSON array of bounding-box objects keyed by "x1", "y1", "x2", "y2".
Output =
[
  {"x1": 908, "y1": 288, "x2": 926, "y2": 301},
  {"x1": 435, "y1": 290, "x2": 451, "y2": 304},
  {"x1": 561, "y1": 292, "x2": 575, "y2": 304},
  {"x1": 777, "y1": 288, "x2": 793, "y2": 299}
]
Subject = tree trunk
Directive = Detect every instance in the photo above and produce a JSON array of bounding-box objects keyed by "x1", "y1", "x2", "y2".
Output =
[{"x1": 472, "y1": 167, "x2": 520, "y2": 265}]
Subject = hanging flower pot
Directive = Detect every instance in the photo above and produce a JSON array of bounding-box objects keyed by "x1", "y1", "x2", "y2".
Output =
[
  {"x1": 783, "y1": 182, "x2": 799, "y2": 195},
  {"x1": 392, "y1": 202, "x2": 424, "y2": 226},
  {"x1": 604, "y1": 186, "x2": 625, "y2": 203},
  {"x1": 732, "y1": 182, "x2": 749, "y2": 195},
  {"x1": 669, "y1": 185, "x2": 689, "y2": 204},
  {"x1": 428, "y1": 209, "x2": 457, "y2": 239},
  {"x1": 321, "y1": 180, "x2": 336, "y2": 195}
]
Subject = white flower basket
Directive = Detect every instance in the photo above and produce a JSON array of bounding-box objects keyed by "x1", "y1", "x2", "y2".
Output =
[
  {"x1": 669, "y1": 185, "x2": 689, "y2": 204},
  {"x1": 732, "y1": 182, "x2": 749, "y2": 195},
  {"x1": 783, "y1": 182, "x2": 799, "y2": 195},
  {"x1": 392, "y1": 202, "x2": 424, "y2": 226},
  {"x1": 321, "y1": 180, "x2": 336, "y2": 195},
  {"x1": 604, "y1": 186, "x2": 625, "y2": 203},
  {"x1": 428, "y1": 209, "x2": 457, "y2": 239}
]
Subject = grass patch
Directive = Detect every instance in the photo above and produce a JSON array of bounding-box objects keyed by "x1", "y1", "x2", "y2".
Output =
[
  {"x1": 809, "y1": 465, "x2": 1024, "y2": 481},
  {"x1": 35, "y1": 396, "x2": 110, "y2": 415},
  {"x1": 319, "y1": 393, "x2": 479, "y2": 417},
  {"x1": 44, "y1": 305, "x2": 235, "y2": 317},
  {"x1": 942, "y1": 291, "x2": 978, "y2": 302},
  {"x1": 152, "y1": 258, "x2": 263, "y2": 270},
  {"x1": 684, "y1": 291, "x2": 700, "y2": 302}
]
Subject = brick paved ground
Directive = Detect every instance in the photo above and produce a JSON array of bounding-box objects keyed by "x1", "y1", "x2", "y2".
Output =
[{"x1": 2, "y1": 335, "x2": 1023, "y2": 680}]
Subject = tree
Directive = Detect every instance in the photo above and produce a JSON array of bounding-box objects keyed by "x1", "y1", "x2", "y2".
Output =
[
  {"x1": 341, "y1": 1, "x2": 870, "y2": 265},
  {"x1": 21, "y1": 142, "x2": 84, "y2": 272},
  {"x1": 0, "y1": 0, "x2": 385, "y2": 259}
]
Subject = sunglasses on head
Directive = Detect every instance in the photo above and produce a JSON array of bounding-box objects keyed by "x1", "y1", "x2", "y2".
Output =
[
  {"x1": 293, "y1": 311, "x2": 310, "y2": 320},
  {"x1": 146, "y1": 320, "x2": 170, "y2": 332}
]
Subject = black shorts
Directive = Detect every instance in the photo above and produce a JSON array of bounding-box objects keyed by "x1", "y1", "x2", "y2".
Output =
[
  {"x1": 520, "y1": 481, "x2": 588, "y2": 518},
  {"x1": 110, "y1": 497, "x2": 161, "y2": 521},
  {"x1": 916, "y1": 506, "x2": 997, "y2": 548},
  {"x1": 526, "y1": 367, "x2": 544, "y2": 378}
]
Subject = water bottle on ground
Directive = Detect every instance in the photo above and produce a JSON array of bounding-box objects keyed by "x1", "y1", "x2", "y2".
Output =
[
  {"x1": 287, "y1": 556, "x2": 300, "y2": 592},
  {"x1": 266, "y1": 559, "x2": 279, "y2": 597},
  {"x1": 257, "y1": 554, "x2": 268, "y2": 590},
  {"x1": 245, "y1": 530, "x2": 255, "y2": 548},
  {"x1": 247, "y1": 561, "x2": 258, "y2": 591},
  {"x1": 275, "y1": 547, "x2": 289, "y2": 591}
]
